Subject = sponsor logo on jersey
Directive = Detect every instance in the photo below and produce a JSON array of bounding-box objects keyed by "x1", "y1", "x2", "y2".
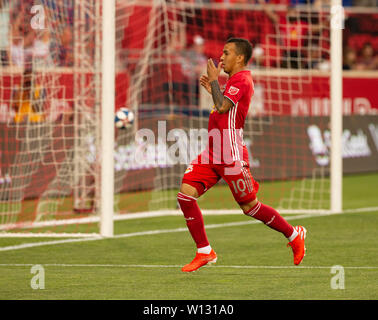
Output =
[
  {"x1": 185, "y1": 165, "x2": 193, "y2": 174},
  {"x1": 227, "y1": 86, "x2": 239, "y2": 95}
]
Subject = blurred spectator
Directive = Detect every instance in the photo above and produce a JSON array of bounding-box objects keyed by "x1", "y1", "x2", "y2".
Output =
[
  {"x1": 355, "y1": 42, "x2": 378, "y2": 70},
  {"x1": 8, "y1": 1, "x2": 48, "y2": 123},
  {"x1": 10, "y1": 10, "x2": 36, "y2": 68},
  {"x1": 0, "y1": 0, "x2": 10, "y2": 66},
  {"x1": 249, "y1": 43, "x2": 283, "y2": 69},
  {"x1": 56, "y1": 26, "x2": 74, "y2": 67},
  {"x1": 181, "y1": 35, "x2": 207, "y2": 76},
  {"x1": 343, "y1": 46, "x2": 357, "y2": 70},
  {"x1": 162, "y1": 23, "x2": 192, "y2": 106},
  {"x1": 181, "y1": 35, "x2": 207, "y2": 106},
  {"x1": 300, "y1": 0, "x2": 353, "y2": 6},
  {"x1": 10, "y1": 2, "x2": 54, "y2": 68},
  {"x1": 250, "y1": 44, "x2": 265, "y2": 69},
  {"x1": 46, "y1": 0, "x2": 74, "y2": 66},
  {"x1": 261, "y1": 41, "x2": 283, "y2": 68},
  {"x1": 352, "y1": 0, "x2": 377, "y2": 6},
  {"x1": 307, "y1": 45, "x2": 330, "y2": 70},
  {"x1": 12, "y1": 65, "x2": 45, "y2": 123},
  {"x1": 260, "y1": 1, "x2": 327, "y2": 69},
  {"x1": 260, "y1": 2, "x2": 307, "y2": 68},
  {"x1": 33, "y1": 29, "x2": 54, "y2": 68}
]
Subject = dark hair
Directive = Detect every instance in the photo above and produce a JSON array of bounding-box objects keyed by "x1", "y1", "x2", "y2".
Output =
[{"x1": 226, "y1": 38, "x2": 253, "y2": 65}]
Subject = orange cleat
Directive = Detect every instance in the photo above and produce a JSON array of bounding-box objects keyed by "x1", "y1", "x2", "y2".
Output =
[
  {"x1": 182, "y1": 249, "x2": 217, "y2": 272},
  {"x1": 287, "y1": 226, "x2": 307, "y2": 265}
]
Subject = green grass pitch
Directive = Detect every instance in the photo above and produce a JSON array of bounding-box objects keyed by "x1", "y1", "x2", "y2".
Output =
[{"x1": 0, "y1": 173, "x2": 377, "y2": 300}]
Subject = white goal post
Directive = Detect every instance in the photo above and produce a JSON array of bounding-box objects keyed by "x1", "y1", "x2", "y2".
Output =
[
  {"x1": 100, "y1": 0, "x2": 115, "y2": 237},
  {"x1": 330, "y1": 0, "x2": 343, "y2": 214}
]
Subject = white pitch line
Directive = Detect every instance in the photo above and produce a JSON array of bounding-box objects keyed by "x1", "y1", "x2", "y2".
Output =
[
  {"x1": 4, "y1": 206, "x2": 377, "y2": 231},
  {"x1": 0, "y1": 209, "x2": 374, "y2": 252},
  {"x1": 0, "y1": 213, "x2": 313, "y2": 252},
  {"x1": 0, "y1": 263, "x2": 377, "y2": 270}
]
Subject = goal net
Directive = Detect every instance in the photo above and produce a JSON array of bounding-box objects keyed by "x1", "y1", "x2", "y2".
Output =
[
  {"x1": 0, "y1": 0, "x2": 102, "y2": 236},
  {"x1": 0, "y1": 0, "x2": 336, "y2": 237},
  {"x1": 114, "y1": 1, "x2": 334, "y2": 215}
]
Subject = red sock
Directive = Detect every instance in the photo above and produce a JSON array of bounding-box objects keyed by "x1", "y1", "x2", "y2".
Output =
[
  {"x1": 177, "y1": 192, "x2": 209, "y2": 248},
  {"x1": 245, "y1": 202, "x2": 294, "y2": 238}
]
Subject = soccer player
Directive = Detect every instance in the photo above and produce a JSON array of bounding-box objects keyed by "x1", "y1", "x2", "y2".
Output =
[{"x1": 177, "y1": 38, "x2": 307, "y2": 272}]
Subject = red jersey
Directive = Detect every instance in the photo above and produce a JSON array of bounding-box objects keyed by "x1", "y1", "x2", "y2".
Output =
[
  {"x1": 200, "y1": 70, "x2": 254, "y2": 165},
  {"x1": 279, "y1": 15, "x2": 309, "y2": 49}
]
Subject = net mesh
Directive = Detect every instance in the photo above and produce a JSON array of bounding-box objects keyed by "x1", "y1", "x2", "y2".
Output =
[
  {"x1": 0, "y1": 0, "x2": 99, "y2": 234},
  {"x1": 0, "y1": 0, "x2": 335, "y2": 235},
  {"x1": 115, "y1": 1, "x2": 332, "y2": 214}
]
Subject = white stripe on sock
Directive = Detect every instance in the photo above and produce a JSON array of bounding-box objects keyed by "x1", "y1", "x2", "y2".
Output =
[
  {"x1": 288, "y1": 228, "x2": 298, "y2": 242},
  {"x1": 245, "y1": 202, "x2": 261, "y2": 217},
  {"x1": 197, "y1": 245, "x2": 212, "y2": 254}
]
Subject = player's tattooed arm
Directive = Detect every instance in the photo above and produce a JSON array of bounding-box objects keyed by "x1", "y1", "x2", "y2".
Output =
[
  {"x1": 207, "y1": 58, "x2": 233, "y2": 114},
  {"x1": 210, "y1": 80, "x2": 233, "y2": 114},
  {"x1": 210, "y1": 80, "x2": 223, "y2": 108}
]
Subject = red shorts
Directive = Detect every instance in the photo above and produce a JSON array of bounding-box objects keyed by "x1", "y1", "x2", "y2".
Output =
[{"x1": 182, "y1": 160, "x2": 259, "y2": 205}]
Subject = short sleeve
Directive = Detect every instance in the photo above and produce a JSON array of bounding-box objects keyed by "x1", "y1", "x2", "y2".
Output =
[{"x1": 223, "y1": 80, "x2": 245, "y2": 106}]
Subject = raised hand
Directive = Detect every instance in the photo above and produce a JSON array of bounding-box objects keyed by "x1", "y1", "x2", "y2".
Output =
[
  {"x1": 199, "y1": 75, "x2": 212, "y2": 94},
  {"x1": 207, "y1": 58, "x2": 222, "y2": 82}
]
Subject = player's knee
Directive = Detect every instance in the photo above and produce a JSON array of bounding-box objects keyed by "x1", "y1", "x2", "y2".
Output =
[
  {"x1": 240, "y1": 198, "x2": 259, "y2": 214},
  {"x1": 179, "y1": 183, "x2": 199, "y2": 198}
]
